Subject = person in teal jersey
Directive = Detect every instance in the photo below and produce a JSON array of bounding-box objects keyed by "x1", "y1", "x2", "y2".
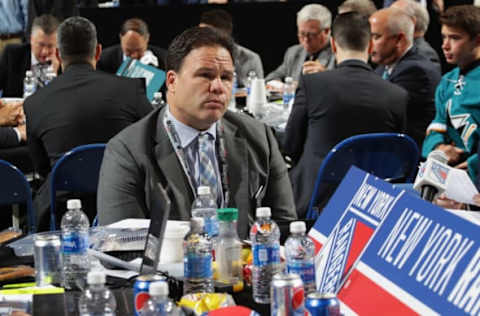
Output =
[{"x1": 422, "y1": 5, "x2": 480, "y2": 181}]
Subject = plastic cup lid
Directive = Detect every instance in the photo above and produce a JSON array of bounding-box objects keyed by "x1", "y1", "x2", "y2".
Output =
[
  {"x1": 217, "y1": 208, "x2": 238, "y2": 221},
  {"x1": 197, "y1": 186, "x2": 211, "y2": 195},
  {"x1": 149, "y1": 281, "x2": 168, "y2": 296},
  {"x1": 256, "y1": 207, "x2": 271, "y2": 218},
  {"x1": 290, "y1": 221, "x2": 306, "y2": 233}
]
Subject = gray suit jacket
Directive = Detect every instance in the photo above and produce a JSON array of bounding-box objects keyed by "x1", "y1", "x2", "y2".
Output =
[
  {"x1": 97, "y1": 106, "x2": 296, "y2": 239},
  {"x1": 234, "y1": 44, "x2": 264, "y2": 87},
  {"x1": 265, "y1": 44, "x2": 335, "y2": 82}
]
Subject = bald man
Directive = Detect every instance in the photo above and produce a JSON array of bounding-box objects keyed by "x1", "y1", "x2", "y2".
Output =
[{"x1": 369, "y1": 7, "x2": 441, "y2": 148}]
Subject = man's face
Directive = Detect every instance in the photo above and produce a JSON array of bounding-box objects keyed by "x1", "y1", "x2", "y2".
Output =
[
  {"x1": 369, "y1": 13, "x2": 400, "y2": 65},
  {"x1": 297, "y1": 19, "x2": 330, "y2": 54},
  {"x1": 167, "y1": 45, "x2": 234, "y2": 131},
  {"x1": 120, "y1": 30, "x2": 149, "y2": 60},
  {"x1": 441, "y1": 25, "x2": 479, "y2": 69},
  {"x1": 30, "y1": 29, "x2": 57, "y2": 63}
]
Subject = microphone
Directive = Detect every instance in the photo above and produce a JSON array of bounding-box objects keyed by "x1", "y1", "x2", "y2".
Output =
[{"x1": 413, "y1": 150, "x2": 450, "y2": 202}]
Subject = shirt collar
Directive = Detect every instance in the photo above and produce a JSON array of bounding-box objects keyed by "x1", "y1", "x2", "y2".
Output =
[
  {"x1": 384, "y1": 44, "x2": 413, "y2": 76},
  {"x1": 166, "y1": 105, "x2": 217, "y2": 148},
  {"x1": 122, "y1": 49, "x2": 153, "y2": 62},
  {"x1": 31, "y1": 53, "x2": 39, "y2": 67}
]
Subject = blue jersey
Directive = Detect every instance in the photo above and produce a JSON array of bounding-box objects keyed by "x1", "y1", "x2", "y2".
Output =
[{"x1": 422, "y1": 65, "x2": 480, "y2": 180}]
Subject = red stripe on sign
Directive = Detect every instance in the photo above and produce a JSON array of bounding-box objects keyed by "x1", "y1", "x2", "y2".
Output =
[
  {"x1": 343, "y1": 222, "x2": 374, "y2": 278},
  {"x1": 310, "y1": 235, "x2": 323, "y2": 255},
  {"x1": 338, "y1": 269, "x2": 418, "y2": 316}
]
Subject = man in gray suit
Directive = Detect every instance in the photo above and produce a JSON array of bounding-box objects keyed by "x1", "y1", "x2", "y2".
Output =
[
  {"x1": 97, "y1": 26, "x2": 296, "y2": 239},
  {"x1": 392, "y1": 0, "x2": 441, "y2": 71},
  {"x1": 265, "y1": 4, "x2": 335, "y2": 85}
]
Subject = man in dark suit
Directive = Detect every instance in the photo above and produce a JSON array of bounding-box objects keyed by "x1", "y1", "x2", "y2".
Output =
[
  {"x1": 284, "y1": 12, "x2": 408, "y2": 219},
  {"x1": 96, "y1": 18, "x2": 167, "y2": 74},
  {"x1": 24, "y1": 16, "x2": 153, "y2": 230},
  {"x1": 97, "y1": 26, "x2": 297, "y2": 239},
  {"x1": 370, "y1": 8, "x2": 441, "y2": 149},
  {"x1": 0, "y1": 14, "x2": 59, "y2": 98}
]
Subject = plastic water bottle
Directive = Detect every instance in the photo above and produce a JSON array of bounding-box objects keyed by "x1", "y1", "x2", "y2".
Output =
[
  {"x1": 285, "y1": 221, "x2": 316, "y2": 294},
  {"x1": 152, "y1": 92, "x2": 166, "y2": 109},
  {"x1": 78, "y1": 270, "x2": 116, "y2": 316},
  {"x1": 282, "y1": 76, "x2": 295, "y2": 111},
  {"x1": 183, "y1": 217, "x2": 214, "y2": 294},
  {"x1": 23, "y1": 70, "x2": 37, "y2": 98},
  {"x1": 246, "y1": 70, "x2": 257, "y2": 106},
  {"x1": 191, "y1": 186, "x2": 218, "y2": 239},
  {"x1": 250, "y1": 207, "x2": 281, "y2": 304},
  {"x1": 141, "y1": 281, "x2": 183, "y2": 316},
  {"x1": 61, "y1": 199, "x2": 90, "y2": 290},
  {"x1": 215, "y1": 208, "x2": 243, "y2": 287}
]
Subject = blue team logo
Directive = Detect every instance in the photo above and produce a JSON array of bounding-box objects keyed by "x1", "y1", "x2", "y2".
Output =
[{"x1": 431, "y1": 161, "x2": 449, "y2": 185}]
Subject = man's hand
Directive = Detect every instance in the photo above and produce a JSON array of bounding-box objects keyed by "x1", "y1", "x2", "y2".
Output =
[
  {"x1": 16, "y1": 124, "x2": 26, "y2": 141},
  {"x1": 434, "y1": 193, "x2": 465, "y2": 210},
  {"x1": 435, "y1": 144, "x2": 464, "y2": 165},
  {"x1": 302, "y1": 60, "x2": 326, "y2": 75},
  {"x1": 47, "y1": 54, "x2": 61, "y2": 74},
  {"x1": 454, "y1": 160, "x2": 468, "y2": 169},
  {"x1": 0, "y1": 101, "x2": 23, "y2": 126}
]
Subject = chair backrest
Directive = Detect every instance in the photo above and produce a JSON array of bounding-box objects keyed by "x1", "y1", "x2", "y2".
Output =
[
  {"x1": 306, "y1": 133, "x2": 419, "y2": 220},
  {"x1": 49, "y1": 144, "x2": 106, "y2": 231},
  {"x1": 0, "y1": 160, "x2": 35, "y2": 233}
]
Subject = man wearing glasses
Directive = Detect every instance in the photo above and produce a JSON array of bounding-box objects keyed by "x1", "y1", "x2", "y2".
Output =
[{"x1": 265, "y1": 4, "x2": 335, "y2": 87}]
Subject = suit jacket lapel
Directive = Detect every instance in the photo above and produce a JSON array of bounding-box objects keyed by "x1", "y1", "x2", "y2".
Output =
[{"x1": 153, "y1": 107, "x2": 194, "y2": 219}]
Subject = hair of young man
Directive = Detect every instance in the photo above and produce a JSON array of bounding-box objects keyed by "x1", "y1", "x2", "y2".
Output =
[
  {"x1": 297, "y1": 4, "x2": 332, "y2": 29},
  {"x1": 31, "y1": 14, "x2": 60, "y2": 35},
  {"x1": 57, "y1": 16, "x2": 97, "y2": 65},
  {"x1": 338, "y1": 0, "x2": 377, "y2": 17},
  {"x1": 440, "y1": 5, "x2": 480, "y2": 39},
  {"x1": 332, "y1": 12, "x2": 371, "y2": 52},
  {"x1": 200, "y1": 9, "x2": 233, "y2": 36},
  {"x1": 166, "y1": 26, "x2": 235, "y2": 73},
  {"x1": 120, "y1": 18, "x2": 149, "y2": 37},
  {"x1": 385, "y1": 8, "x2": 414, "y2": 44}
]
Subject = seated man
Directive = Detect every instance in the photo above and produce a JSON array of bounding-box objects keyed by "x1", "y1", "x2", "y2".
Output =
[
  {"x1": 369, "y1": 7, "x2": 441, "y2": 149},
  {"x1": 0, "y1": 14, "x2": 60, "y2": 98},
  {"x1": 97, "y1": 26, "x2": 297, "y2": 239},
  {"x1": 284, "y1": 12, "x2": 408, "y2": 218},
  {"x1": 423, "y1": 5, "x2": 480, "y2": 182},
  {"x1": 265, "y1": 4, "x2": 335, "y2": 85},
  {"x1": 199, "y1": 9, "x2": 264, "y2": 88},
  {"x1": 24, "y1": 16, "x2": 153, "y2": 230},
  {"x1": 97, "y1": 18, "x2": 167, "y2": 74}
]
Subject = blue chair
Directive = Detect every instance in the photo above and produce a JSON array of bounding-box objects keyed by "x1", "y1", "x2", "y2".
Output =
[
  {"x1": 0, "y1": 160, "x2": 36, "y2": 233},
  {"x1": 306, "y1": 133, "x2": 419, "y2": 220},
  {"x1": 49, "y1": 144, "x2": 106, "y2": 231}
]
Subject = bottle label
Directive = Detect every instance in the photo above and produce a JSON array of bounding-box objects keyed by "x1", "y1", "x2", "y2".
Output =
[
  {"x1": 204, "y1": 217, "x2": 219, "y2": 237},
  {"x1": 253, "y1": 244, "x2": 280, "y2": 267},
  {"x1": 62, "y1": 232, "x2": 88, "y2": 254},
  {"x1": 287, "y1": 262, "x2": 315, "y2": 286},
  {"x1": 184, "y1": 253, "x2": 212, "y2": 278}
]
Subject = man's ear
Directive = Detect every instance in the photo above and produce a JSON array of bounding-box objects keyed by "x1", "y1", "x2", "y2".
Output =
[
  {"x1": 95, "y1": 44, "x2": 102, "y2": 61},
  {"x1": 330, "y1": 37, "x2": 337, "y2": 54},
  {"x1": 55, "y1": 48, "x2": 61, "y2": 63},
  {"x1": 165, "y1": 70, "x2": 176, "y2": 93},
  {"x1": 367, "y1": 38, "x2": 373, "y2": 55}
]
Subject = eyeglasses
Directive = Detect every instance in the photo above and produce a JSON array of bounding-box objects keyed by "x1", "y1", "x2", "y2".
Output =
[{"x1": 297, "y1": 31, "x2": 321, "y2": 39}]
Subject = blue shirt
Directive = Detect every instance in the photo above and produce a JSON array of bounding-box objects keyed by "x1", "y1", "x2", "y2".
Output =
[{"x1": 0, "y1": 0, "x2": 28, "y2": 35}]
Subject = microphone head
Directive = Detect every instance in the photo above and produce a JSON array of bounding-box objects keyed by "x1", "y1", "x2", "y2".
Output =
[{"x1": 428, "y1": 150, "x2": 448, "y2": 164}]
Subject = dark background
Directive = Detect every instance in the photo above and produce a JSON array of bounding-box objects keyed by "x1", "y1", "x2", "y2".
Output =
[{"x1": 80, "y1": 0, "x2": 473, "y2": 75}]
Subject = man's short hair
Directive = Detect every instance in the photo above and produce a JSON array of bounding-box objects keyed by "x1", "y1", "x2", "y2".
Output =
[
  {"x1": 166, "y1": 26, "x2": 234, "y2": 73},
  {"x1": 297, "y1": 4, "x2": 332, "y2": 30},
  {"x1": 31, "y1": 14, "x2": 60, "y2": 35},
  {"x1": 338, "y1": 0, "x2": 377, "y2": 17},
  {"x1": 440, "y1": 5, "x2": 480, "y2": 40},
  {"x1": 386, "y1": 8, "x2": 414, "y2": 44},
  {"x1": 332, "y1": 12, "x2": 371, "y2": 52},
  {"x1": 57, "y1": 16, "x2": 97, "y2": 65},
  {"x1": 120, "y1": 18, "x2": 149, "y2": 37},
  {"x1": 394, "y1": 0, "x2": 429, "y2": 34},
  {"x1": 200, "y1": 9, "x2": 233, "y2": 36}
]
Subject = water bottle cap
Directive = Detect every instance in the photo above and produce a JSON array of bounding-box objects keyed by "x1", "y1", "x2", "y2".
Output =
[
  {"x1": 67, "y1": 199, "x2": 82, "y2": 209},
  {"x1": 217, "y1": 208, "x2": 238, "y2": 221},
  {"x1": 285, "y1": 76, "x2": 293, "y2": 83},
  {"x1": 290, "y1": 221, "x2": 306, "y2": 233},
  {"x1": 197, "y1": 186, "x2": 211, "y2": 195},
  {"x1": 190, "y1": 217, "x2": 204, "y2": 229},
  {"x1": 26, "y1": 70, "x2": 33, "y2": 76},
  {"x1": 154, "y1": 92, "x2": 162, "y2": 99},
  {"x1": 256, "y1": 207, "x2": 271, "y2": 218},
  {"x1": 149, "y1": 281, "x2": 168, "y2": 296},
  {"x1": 87, "y1": 270, "x2": 106, "y2": 284}
]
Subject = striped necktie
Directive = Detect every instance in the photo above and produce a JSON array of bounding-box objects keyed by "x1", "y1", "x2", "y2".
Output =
[
  {"x1": 382, "y1": 68, "x2": 390, "y2": 80},
  {"x1": 198, "y1": 133, "x2": 218, "y2": 202}
]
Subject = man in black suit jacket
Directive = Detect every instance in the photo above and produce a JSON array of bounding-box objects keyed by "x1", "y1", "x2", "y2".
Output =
[
  {"x1": 24, "y1": 16, "x2": 153, "y2": 230},
  {"x1": 284, "y1": 12, "x2": 408, "y2": 219},
  {"x1": 96, "y1": 18, "x2": 166, "y2": 74},
  {"x1": 370, "y1": 7, "x2": 441, "y2": 148},
  {"x1": 0, "y1": 15, "x2": 59, "y2": 98}
]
